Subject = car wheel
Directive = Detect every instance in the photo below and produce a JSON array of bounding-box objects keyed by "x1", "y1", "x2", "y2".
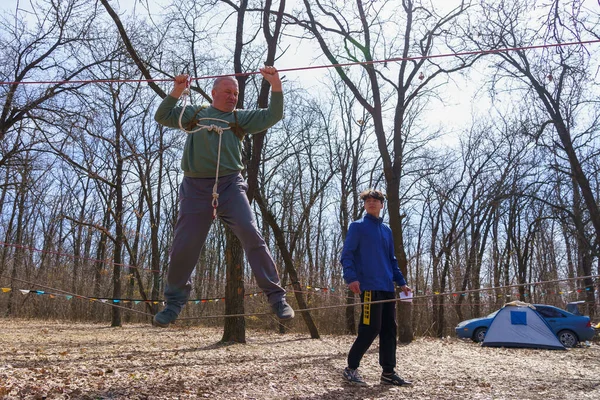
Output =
[
  {"x1": 473, "y1": 327, "x2": 487, "y2": 343},
  {"x1": 558, "y1": 330, "x2": 578, "y2": 348}
]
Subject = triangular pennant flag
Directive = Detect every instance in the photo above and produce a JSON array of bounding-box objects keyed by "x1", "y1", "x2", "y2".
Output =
[
  {"x1": 1, "y1": 288, "x2": 11, "y2": 293},
  {"x1": 19, "y1": 289, "x2": 29, "y2": 295},
  {"x1": 66, "y1": 296, "x2": 73, "y2": 300}
]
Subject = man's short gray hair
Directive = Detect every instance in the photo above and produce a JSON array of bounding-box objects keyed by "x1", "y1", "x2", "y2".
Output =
[{"x1": 213, "y1": 76, "x2": 238, "y2": 90}]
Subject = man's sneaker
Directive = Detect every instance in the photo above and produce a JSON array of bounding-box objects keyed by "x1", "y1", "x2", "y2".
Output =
[
  {"x1": 380, "y1": 372, "x2": 412, "y2": 386},
  {"x1": 272, "y1": 299, "x2": 295, "y2": 320},
  {"x1": 343, "y1": 367, "x2": 367, "y2": 386},
  {"x1": 153, "y1": 308, "x2": 179, "y2": 327}
]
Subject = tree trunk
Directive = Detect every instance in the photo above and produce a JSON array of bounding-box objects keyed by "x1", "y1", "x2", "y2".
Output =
[
  {"x1": 111, "y1": 144, "x2": 124, "y2": 327},
  {"x1": 345, "y1": 290, "x2": 357, "y2": 335},
  {"x1": 222, "y1": 225, "x2": 246, "y2": 343},
  {"x1": 572, "y1": 178, "x2": 595, "y2": 318},
  {"x1": 255, "y1": 192, "x2": 320, "y2": 339},
  {"x1": 6, "y1": 173, "x2": 27, "y2": 317}
]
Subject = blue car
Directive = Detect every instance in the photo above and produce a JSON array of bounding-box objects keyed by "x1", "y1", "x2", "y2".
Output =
[{"x1": 455, "y1": 303, "x2": 596, "y2": 347}]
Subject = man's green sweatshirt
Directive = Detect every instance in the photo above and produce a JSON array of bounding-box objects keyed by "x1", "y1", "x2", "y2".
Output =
[{"x1": 154, "y1": 92, "x2": 283, "y2": 178}]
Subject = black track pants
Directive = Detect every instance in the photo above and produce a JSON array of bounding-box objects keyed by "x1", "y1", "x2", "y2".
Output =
[{"x1": 347, "y1": 290, "x2": 397, "y2": 374}]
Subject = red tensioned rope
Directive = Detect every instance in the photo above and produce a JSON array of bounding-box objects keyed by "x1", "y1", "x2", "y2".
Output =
[
  {"x1": 0, "y1": 241, "x2": 161, "y2": 273},
  {"x1": 0, "y1": 40, "x2": 598, "y2": 86}
]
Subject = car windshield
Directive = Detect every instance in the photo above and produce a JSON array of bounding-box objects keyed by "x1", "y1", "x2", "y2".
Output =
[{"x1": 487, "y1": 311, "x2": 499, "y2": 318}]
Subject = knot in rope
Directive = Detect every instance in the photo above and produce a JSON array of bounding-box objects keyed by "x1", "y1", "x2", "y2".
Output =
[
  {"x1": 205, "y1": 124, "x2": 224, "y2": 135},
  {"x1": 177, "y1": 92, "x2": 233, "y2": 220},
  {"x1": 211, "y1": 191, "x2": 219, "y2": 219}
]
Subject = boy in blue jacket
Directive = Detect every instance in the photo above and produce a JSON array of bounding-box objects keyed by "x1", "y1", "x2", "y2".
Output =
[{"x1": 341, "y1": 189, "x2": 412, "y2": 386}]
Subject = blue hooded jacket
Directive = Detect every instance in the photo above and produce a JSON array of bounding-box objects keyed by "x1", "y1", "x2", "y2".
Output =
[{"x1": 341, "y1": 214, "x2": 407, "y2": 292}]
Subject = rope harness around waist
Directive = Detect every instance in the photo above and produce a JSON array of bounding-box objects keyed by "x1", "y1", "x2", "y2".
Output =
[{"x1": 176, "y1": 86, "x2": 244, "y2": 219}]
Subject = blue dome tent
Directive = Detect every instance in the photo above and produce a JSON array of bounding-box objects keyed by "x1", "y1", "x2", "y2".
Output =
[{"x1": 482, "y1": 302, "x2": 565, "y2": 350}]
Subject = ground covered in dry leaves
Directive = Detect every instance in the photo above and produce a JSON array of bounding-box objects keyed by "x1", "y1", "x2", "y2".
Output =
[{"x1": 0, "y1": 319, "x2": 598, "y2": 399}]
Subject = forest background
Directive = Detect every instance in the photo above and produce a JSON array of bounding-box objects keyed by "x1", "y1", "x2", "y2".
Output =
[{"x1": 0, "y1": 0, "x2": 599, "y2": 343}]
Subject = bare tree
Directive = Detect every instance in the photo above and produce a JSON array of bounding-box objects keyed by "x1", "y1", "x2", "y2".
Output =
[
  {"x1": 473, "y1": 0, "x2": 600, "y2": 257},
  {"x1": 0, "y1": 0, "x2": 111, "y2": 142},
  {"x1": 289, "y1": 0, "x2": 477, "y2": 342},
  {"x1": 329, "y1": 77, "x2": 372, "y2": 334}
]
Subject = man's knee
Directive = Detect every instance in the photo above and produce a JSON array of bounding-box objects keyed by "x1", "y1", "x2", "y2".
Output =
[{"x1": 235, "y1": 224, "x2": 265, "y2": 247}]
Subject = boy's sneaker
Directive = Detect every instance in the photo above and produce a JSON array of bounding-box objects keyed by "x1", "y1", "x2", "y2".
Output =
[
  {"x1": 272, "y1": 299, "x2": 295, "y2": 320},
  {"x1": 152, "y1": 308, "x2": 179, "y2": 328},
  {"x1": 343, "y1": 367, "x2": 367, "y2": 386},
  {"x1": 380, "y1": 372, "x2": 412, "y2": 386}
]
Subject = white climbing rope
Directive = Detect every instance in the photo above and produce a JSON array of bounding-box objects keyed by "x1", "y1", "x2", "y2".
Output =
[{"x1": 177, "y1": 83, "x2": 231, "y2": 219}]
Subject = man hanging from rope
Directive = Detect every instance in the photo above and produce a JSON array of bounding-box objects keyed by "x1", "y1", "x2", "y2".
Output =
[{"x1": 152, "y1": 66, "x2": 294, "y2": 327}]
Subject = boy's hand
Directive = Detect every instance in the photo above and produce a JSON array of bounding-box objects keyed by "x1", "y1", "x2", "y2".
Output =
[
  {"x1": 399, "y1": 285, "x2": 411, "y2": 296},
  {"x1": 348, "y1": 281, "x2": 361, "y2": 294}
]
